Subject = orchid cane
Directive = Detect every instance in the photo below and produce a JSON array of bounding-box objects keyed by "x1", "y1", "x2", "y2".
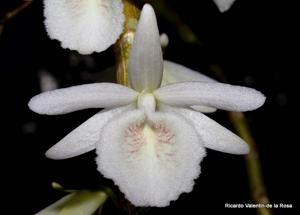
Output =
[{"x1": 29, "y1": 4, "x2": 265, "y2": 207}]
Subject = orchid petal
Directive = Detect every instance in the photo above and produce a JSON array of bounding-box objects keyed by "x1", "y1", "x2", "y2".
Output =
[
  {"x1": 154, "y1": 82, "x2": 266, "y2": 112},
  {"x1": 213, "y1": 0, "x2": 236, "y2": 12},
  {"x1": 161, "y1": 61, "x2": 217, "y2": 86},
  {"x1": 171, "y1": 107, "x2": 249, "y2": 154},
  {"x1": 46, "y1": 105, "x2": 132, "y2": 160},
  {"x1": 96, "y1": 110, "x2": 205, "y2": 207},
  {"x1": 28, "y1": 83, "x2": 138, "y2": 115},
  {"x1": 128, "y1": 4, "x2": 163, "y2": 92},
  {"x1": 44, "y1": 0, "x2": 124, "y2": 54}
]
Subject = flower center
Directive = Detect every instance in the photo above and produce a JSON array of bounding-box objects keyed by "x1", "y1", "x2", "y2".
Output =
[
  {"x1": 123, "y1": 119, "x2": 175, "y2": 161},
  {"x1": 137, "y1": 93, "x2": 156, "y2": 114}
]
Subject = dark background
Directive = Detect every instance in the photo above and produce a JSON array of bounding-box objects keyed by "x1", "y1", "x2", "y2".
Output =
[{"x1": 0, "y1": 0, "x2": 297, "y2": 214}]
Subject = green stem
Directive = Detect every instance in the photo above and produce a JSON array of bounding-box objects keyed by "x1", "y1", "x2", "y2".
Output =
[{"x1": 229, "y1": 112, "x2": 272, "y2": 215}]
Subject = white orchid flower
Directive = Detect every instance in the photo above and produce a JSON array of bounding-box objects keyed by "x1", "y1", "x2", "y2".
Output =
[
  {"x1": 44, "y1": 0, "x2": 124, "y2": 54},
  {"x1": 29, "y1": 4, "x2": 265, "y2": 207},
  {"x1": 213, "y1": 0, "x2": 237, "y2": 12}
]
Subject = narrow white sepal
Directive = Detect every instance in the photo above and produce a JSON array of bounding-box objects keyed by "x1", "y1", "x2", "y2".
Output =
[
  {"x1": 96, "y1": 110, "x2": 205, "y2": 207},
  {"x1": 46, "y1": 105, "x2": 132, "y2": 160},
  {"x1": 154, "y1": 82, "x2": 266, "y2": 112},
  {"x1": 162, "y1": 60, "x2": 217, "y2": 86},
  {"x1": 128, "y1": 4, "x2": 163, "y2": 92},
  {"x1": 28, "y1": 83, "x2": 138, "y2": 115},
  {"x1": 213, "y1": 0, "x2": 236, "y2": 12},
  {"x1": 172, "y1": 107, "x2": 249, "y2": 154},
  {"x1": 44, "y1": 0, "x2": 124, "y2": 54}
]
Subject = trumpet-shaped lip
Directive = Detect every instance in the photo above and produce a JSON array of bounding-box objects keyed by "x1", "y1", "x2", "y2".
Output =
[{"x1": 96, "y1": 109, "x2": 206, "y2": 206}]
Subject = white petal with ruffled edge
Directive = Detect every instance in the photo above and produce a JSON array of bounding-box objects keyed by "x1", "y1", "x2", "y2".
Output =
[
  {"x1": 44, "y1": 0, "x2": 124, "y2": 54},
  {"x1": 213, "y1": 0, "x2": 236, "y2": 12},
  {"x1": 165, "y1": 106, "x2": 249, "y2": 154},
  {"x1": 154, "y1": 82, "x2": 266, "y2": 112},
  {"x1": 128, "y1": 4, "x2": 163, "y2": 92},
  {"x1": 46, "y1": 105, "x2": 133, "y2": 160},
  {"x1": 28, "y1": 83, "x2": 138, "y2": 115},
  {"x1": 96, "y1": 109, "x2": 205, "y2": 207}
]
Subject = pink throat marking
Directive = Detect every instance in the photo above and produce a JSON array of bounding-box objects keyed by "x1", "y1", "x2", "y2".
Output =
[
  {"x1": 124, "y1": 121, "x2": 175, "y2": 157},
  {"x1": 124, "y1": 123, "x2": 144, "y2": 154},
  {"x1": 153, "y1": 123, "x2": 175, "y2": 145}
]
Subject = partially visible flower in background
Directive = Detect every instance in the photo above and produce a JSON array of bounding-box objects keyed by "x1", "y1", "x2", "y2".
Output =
[
  {"x1": 213, "y1": 0, "x2": 236, "y2": 12},
  {"x1": 31, "y1": 4, "x2": 264, "y2": 207},
  {"x1": 44, "y1": 0, "x2": 124, "y2": 54},
  {"x1": 44, "y1": 0, "x2": 237, "y2": 54}
]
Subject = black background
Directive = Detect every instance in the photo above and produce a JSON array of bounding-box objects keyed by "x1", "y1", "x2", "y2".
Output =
[{"x1": 0, "y1": 0, "x2": 297, "y2": 214}]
